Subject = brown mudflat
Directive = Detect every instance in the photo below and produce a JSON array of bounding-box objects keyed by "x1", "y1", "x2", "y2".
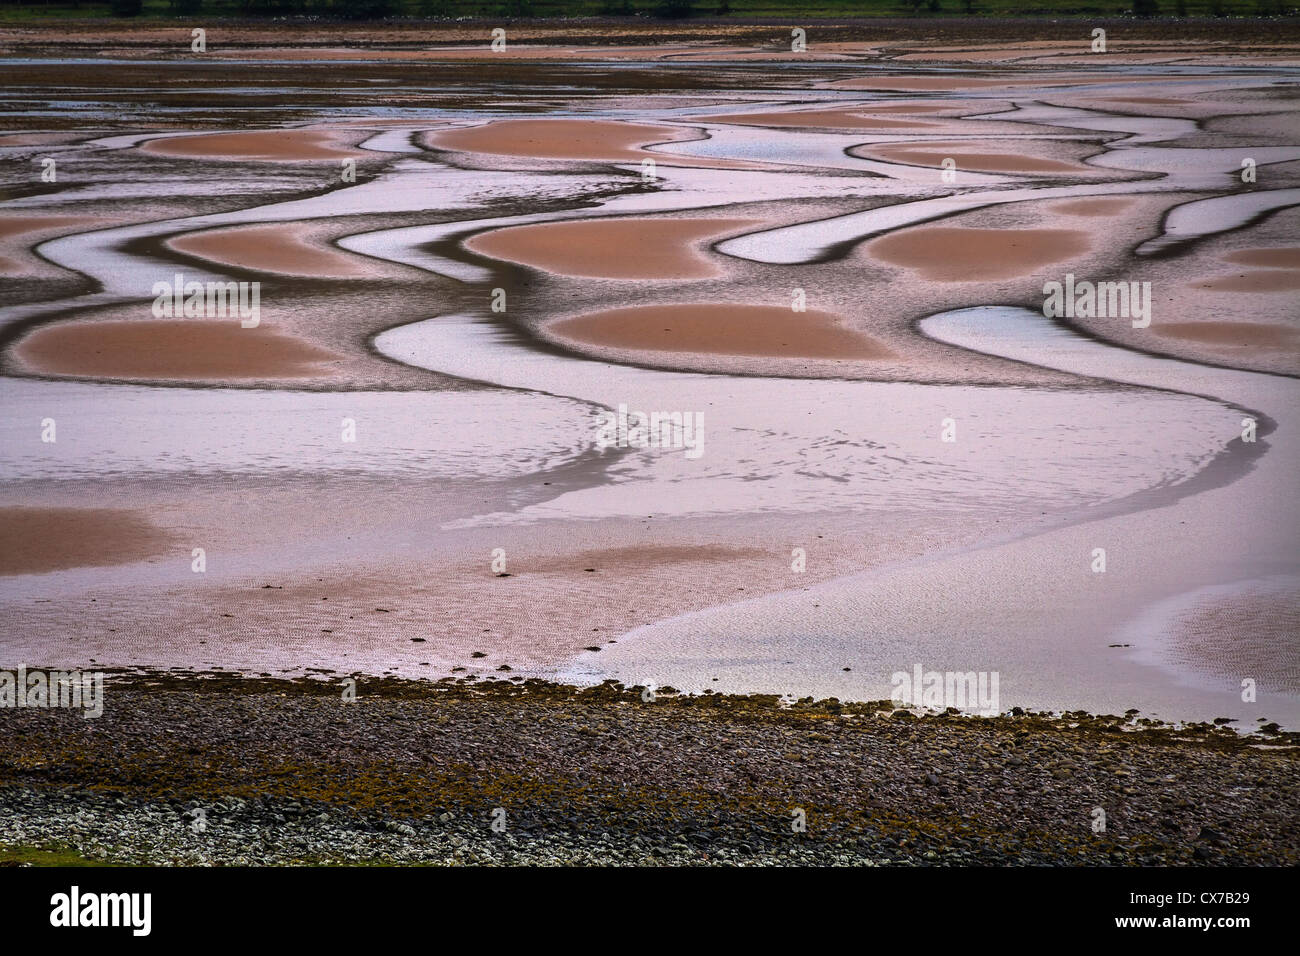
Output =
[
  {"x1": 168, "y1": 221, "x2": 374, "y2": 279},
  {"x1": 1050, "y1": 198, "x2": 1136, "y2": 216},
  {"x1": 139, "y1": 128, "x2": 361, "y2": 162},
  {"x1": 423, "y1": 118, "x2": 754, "y2": 169},
  {"x1": 13, "y1": 319, "x2": 341, "y2": 381},
  {"x1": 0, "y1": 214, "x2": 102, "y2": 241},
  {"x1": 0, "y1": 507, "x2": 177, "y2": 576},
  {"x1": 1194, "y1": 272, "x2": 1300, "y2": 294},
  {"x1": 1223, "y1": 247, "x2": 1300, "y2": 269},
  {"x1": 825, "y1": 74, "x2": 1182, "y2": 92},
  {"x1": 857, "y1": 141, "x2": 1090, "y2": 174},
  {"x1": 0, "y1": 214, "x2": 106, "y2": 275},
  {"x1": 866, "y1": 226, "x2": 1091, "y2": 282},
  {"x1": 547, "y1": 304, "x2": 893, "y2": 360},
  {"x1": 465, "y1": 217, "x2": 758, "y2": 280},
  {"x1": 1154, "y1": 321, "x2": 1300, "y2": 349},
  {"x1": 426, "y1": 118, "x2": 689, "y2": 161},
  {"x1": 698, "y1": 107, "x2": 936, "y2": 130}
]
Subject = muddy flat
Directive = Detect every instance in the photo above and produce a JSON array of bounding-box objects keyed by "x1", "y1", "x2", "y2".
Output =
[{"x1": 1, "y1": 24, "x2": 1298, "y2": 741}]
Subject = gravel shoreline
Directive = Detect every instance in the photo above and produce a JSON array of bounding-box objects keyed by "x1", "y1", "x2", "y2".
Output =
[{"x1": 2, "y1": 672, "x2": 1296, "y2": 866}]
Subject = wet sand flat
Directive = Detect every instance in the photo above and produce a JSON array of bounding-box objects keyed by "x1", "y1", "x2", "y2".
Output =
[
  {"x1": 13, "y1": 320, "x2": 342, "y2": 381},
  {"x1": 1162, "y1": 583, "x2": 1300, "y2": 696},
  {"x1": 0, "y1": 507, "x2": 176, "y2": 576},
  {"x1": 465, "y1": 217, "x2": 760, "y2": 280},
  {"x1": 571, "y1": 304, "x2": 1300, "y2": 728},
  {"x1": 546, "y1": 304, "x2": 893, "y2": 360}
]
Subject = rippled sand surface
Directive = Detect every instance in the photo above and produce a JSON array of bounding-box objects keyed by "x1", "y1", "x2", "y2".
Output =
[{"x1": 1, "y1": 35, "x2": 1297, "y2": 727}]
